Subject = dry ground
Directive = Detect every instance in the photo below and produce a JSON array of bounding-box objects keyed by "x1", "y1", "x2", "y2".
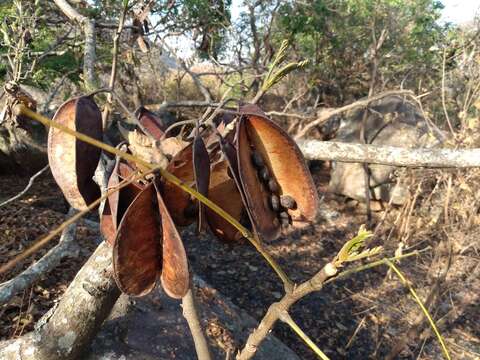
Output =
[{"x1": 0, "y1": 165, "x2": 478, "y2": 359}]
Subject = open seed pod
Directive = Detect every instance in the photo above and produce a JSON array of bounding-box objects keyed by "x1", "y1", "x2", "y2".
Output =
[
  {"x1": 236, "y1": 104, "x2": 318, "y2": 241},
  {"x1": 135, "y1": 106, "x2": 166, "y2": 141},
  {"x1": 161, "y1": 143, "x2": 196, "y2": 226},
  {"x1": 206, "y1": 159, "x2": 245, "y2": 242},
  {"x1": 48, "y1": 96, "x2": 102, "y2": 210},
  {"x1": 113, "y1": 183, "x2": 161, "y2": 296},
  {"x1": 100, "y1": 154, "x2": 144, "y2": 246},
  {"x1": 155, "y1": 182, "x2": 189, "y2": 298}
]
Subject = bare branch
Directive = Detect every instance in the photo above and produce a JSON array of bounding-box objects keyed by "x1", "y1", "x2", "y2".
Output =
[
  {"x1": 53, "y1": 0, "x2": 97, "y2": 90},
  {"x1": 0, "y1": 242, "x2": 120, "y2": 360},
  {"x1": 0, "y1": 165, "x2": 49, "y2": 208},
  {"x1": 182, "y1": 286, "x2": 212, "y2": 360},
  {"x1": 294, "y1": 90, "x2": 415, "y2": 139},
  {"x1": 298, "y1": 140, "x2": 480, "y2": 168}
]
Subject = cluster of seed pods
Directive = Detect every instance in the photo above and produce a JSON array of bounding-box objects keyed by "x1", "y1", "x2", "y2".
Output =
[{"x1": 46, "y1": 96, "x2": 319, "y2": 300}]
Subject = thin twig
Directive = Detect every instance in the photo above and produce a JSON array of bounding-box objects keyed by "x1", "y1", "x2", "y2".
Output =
[
  {"x1": 280, "y1": 312, "x2": 330, "y2": 360},
  {"x1": 182, "y1": 285, "x2": 212, "y2": 360},
  {"x1": 101, "y1": 0, "x2": 129, "y2": 130},
  {"x1": 0, "y1": 165, "x2": 49, "y2": 208}
]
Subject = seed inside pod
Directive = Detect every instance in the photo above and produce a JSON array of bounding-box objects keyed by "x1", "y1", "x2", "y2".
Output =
[
  {"x1": 259, "y1": 166, "x2": 270, "y2": 182},
  {"x1": 270, "y1": 194, "x2": 280, "y2": 212},
  {"x1": 280, "y1": 195, "x2": 297, "y2": 210},
  {"x1": 183, "y1": 201, "x2": 198, "y2": 219},
  {"x1": 279, "y1": 211, "x2": 289, "y2": 220},
  {"x1": 280, "y1": 217, "x2": 290, "y2": 229},
  {"x1": 251, "y1": 151, "x2": 264, "y2": 168},
  {"x1": 268, "y1": 178, "x2": 279, "y2": 193}
]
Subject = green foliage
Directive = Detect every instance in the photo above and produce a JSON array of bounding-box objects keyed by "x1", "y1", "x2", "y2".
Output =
[{"x1": 274, "y1": 0, "x2": 449, "y2": 102}]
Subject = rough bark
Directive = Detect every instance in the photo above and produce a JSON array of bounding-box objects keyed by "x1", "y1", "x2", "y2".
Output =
[
  {"x1": 53, "y1": 0, "x2": 97, "y2": 90},
  {"x1": 298, "y1": 140, "x2": 480, "y2": 168},
  {"x1": 0, "y1": 242, "x2": 120, "y2": 360}
]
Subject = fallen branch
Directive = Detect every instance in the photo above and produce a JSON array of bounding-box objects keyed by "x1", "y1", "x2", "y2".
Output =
[
  {"x1": 0, "y1": 241, "x2": 120, "y2": 360},
  {"x1": 298, "y1": 140, "x2": 480, "y2": 168},
  {"x1": 294, "y1": 90, "x2": 415, "y2": 139},
  {"x1": 0, "y1": 164, "x2": 49, "y2": 208},
  {"x1": 0, "y1": 210, "x2": 79, "y2": 305}
]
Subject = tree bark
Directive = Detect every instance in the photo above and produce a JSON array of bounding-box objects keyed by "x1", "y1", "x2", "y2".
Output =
[
  {"x1": 298, "y1": 140, "x2": 480, "y2": 168},
  {"x1": 0, "y1": 242, "x2": 120, "y2": 360}
]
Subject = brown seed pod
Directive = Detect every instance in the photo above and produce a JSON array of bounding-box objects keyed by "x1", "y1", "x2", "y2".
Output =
[
  {"x1": 155, "y1": 182, "x2": 189, "y2": 299},
  {"x1": 113, "y1": 183, "x2": 161, "y2": 297},
  {"x1": 193, "y1": 134, "x2": 210, "y2": 232},
  {"x1": 162, "y1": 143, "x2": 196, "y2": 226},
  {"x1": 48, "y1": 96, "x2": 102, "y2": 210},
  {"x1": 205, "y1": 160, "x2": 245, "y2": 242},
  {"x1": 237, "y1": 104, "x2": 319, "y2": 241},
  {"x1": 135, "y1": 106, "x2": 166, "y2": 141},
  {"x1": 100, "y1": 155, "x2": 144, "y2": 246}
]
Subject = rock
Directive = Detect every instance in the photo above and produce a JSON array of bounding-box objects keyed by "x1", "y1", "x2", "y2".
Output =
[{"x1": 328, "y1": 95, "x2": 441, "y2": 206}]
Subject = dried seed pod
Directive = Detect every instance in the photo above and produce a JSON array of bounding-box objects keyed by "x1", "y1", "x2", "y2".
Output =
[
  {"x1": 155, "y1": 182, "x2": 189, "y2": 299},
  {"x1": 268, "y1": 178, "x2": 279, "y2": 193},
  {"x1": 100, "y1": 154, "x2": 144, "y2": 246},
  {"x1": 135, "y1": 106, "x2": 166, "y2": 141},
  {"x1": 162, "y1": 143, "x2": 195, "y2": 226},
  {"x1": 237, "y1": 104, "x2": 319, "y2": 241},
  {"x1": 113, "y1": 183, "x2": 161, "y2": 296},
  {"x1": 193, "y1": 134, "x2": 210, "y2": 233},
  {"x1": 251, "y1": 151, "x2": 264, "y2": 168},
  {"x1": 48, "y1": 96, "x2": 102, "y2": 210},
  {"x1": 270, "y1": 194, "x2": 280, "y2": 212},
  {"x1": 205, "y1": 160, "x2": 245, "y2": 242},
  {"x1": 280, "y1": 195, "x2": 297, "y2": 210}
]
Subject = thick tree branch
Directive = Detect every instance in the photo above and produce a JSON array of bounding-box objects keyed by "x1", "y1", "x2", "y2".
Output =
[
  {"x1": 53, "y1": 0, "x2": 97, "y2": 90},
  {"x1": 0, "y1": 242, "x2": 120, "y2": 360},
  {"x1": 298, "y1": 140, "x2": 480, "y2": 168}
]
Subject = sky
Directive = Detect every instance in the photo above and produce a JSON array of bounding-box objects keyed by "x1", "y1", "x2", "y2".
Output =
[{"x1": 440, "y1": 0, "x2": 480, "y2": 24}]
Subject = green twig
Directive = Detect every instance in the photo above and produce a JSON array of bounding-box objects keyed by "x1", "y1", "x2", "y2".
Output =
[
  {"x1": 280, "y1": 312, "x2": 330, "y2": 360},
  {"x1": 385, "y1": 259, "x2": 451, "y2": 360}
]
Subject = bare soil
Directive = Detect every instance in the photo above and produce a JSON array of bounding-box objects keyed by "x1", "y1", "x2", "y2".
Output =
[{"x1": 0, "y1": 165, "x2": 478, "y2": 359}]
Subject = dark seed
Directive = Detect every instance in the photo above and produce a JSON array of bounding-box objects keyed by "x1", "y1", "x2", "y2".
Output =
[
  {"x1": 259, "y1": 167, "x2": 270, "y2": 182},
  {"x1": 184, "y1": 201, "x2": 198, "y2": 218},
  {"x1": 268, "y1": 178, "x2": 279, "y2": 193},
  {"x1": 270, "y1": 194, "x2": 280, "y2": 212},
  {"x1": 280, "y1": 195, "x2": 297, "y2": 210},
  {"x1": 273, "y1": 218, "x2": 280, "y2": 227},
  {"x1": 251, "y1": 151, "x2": 264, "y2": 168}
]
